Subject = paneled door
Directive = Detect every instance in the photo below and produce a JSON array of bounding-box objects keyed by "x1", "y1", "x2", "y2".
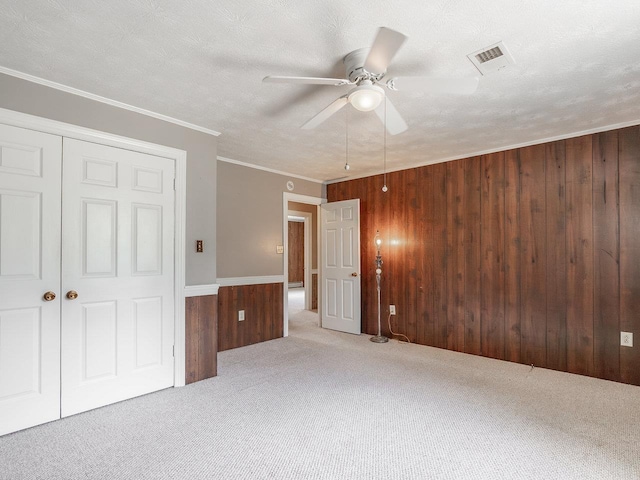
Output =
[
  {"x1": 0, "y1": 124, "x2": 62, "y2": 436},
  {"x1": 60, "y1": 139, "x2": 175, "y2": 417},
  {"x1": 320, "y1": 199, "x2": 361, "y2": 334}
]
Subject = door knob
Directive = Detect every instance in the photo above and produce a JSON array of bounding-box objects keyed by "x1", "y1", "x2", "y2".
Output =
[
  {"x1": 351, "y1": 272, "x2": 358, "y2": 277},
  {"x1": 66, "y1": 290, "x2": 78, "y2": 300},
  {"x1": 43, "y1": 291, "x2": 56, "y2": 301}
]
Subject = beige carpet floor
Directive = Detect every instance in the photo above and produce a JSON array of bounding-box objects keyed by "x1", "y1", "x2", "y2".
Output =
[{"x1": 0, "y1": 297, "x2": 638, "y2": 479}]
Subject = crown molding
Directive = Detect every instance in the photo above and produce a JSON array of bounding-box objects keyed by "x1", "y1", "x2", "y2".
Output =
[
  {"x1": 0, "y1": 66, "x2": 221, "y2": 137},
  {"x1": 323, "y1": 118, "x2": 640, "y2": 185},
  {"x1": 217, "y1": 155, "x2": 324, "y2": 184}
]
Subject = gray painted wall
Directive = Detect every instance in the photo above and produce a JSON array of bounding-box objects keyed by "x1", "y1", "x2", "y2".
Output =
[
  {"x1": 0, "y1": 73, "x2": 218, "y2": 285},
  {"x1": 217, "y1": 161, "x2": 324, "y2": 278}
]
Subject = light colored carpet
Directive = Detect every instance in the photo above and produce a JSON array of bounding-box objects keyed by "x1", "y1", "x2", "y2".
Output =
[{"x1": 1, "y1": 307, "x2": 639, "y2": 479}]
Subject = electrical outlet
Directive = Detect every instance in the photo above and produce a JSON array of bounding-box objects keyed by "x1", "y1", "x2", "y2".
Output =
[
  {"x1": 196, "y1": 240, "x2": 203, "y2": 253},
  {"x1": 621, "y1": 332, "x2": 633, "y2": 347},
  {"x1": 390, "y1": 305, "x2": 396, "y2": 315},
  {"x1": 238, "y1": 310, "x2": 245, "y2": 322}
]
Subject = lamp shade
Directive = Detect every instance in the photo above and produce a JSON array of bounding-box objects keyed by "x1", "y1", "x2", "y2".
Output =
[
  {"x1": 348, "y1": 83, "x2": 384, "y2": 112},
  {"x1": 374, "y1": 230, "x2": 382, "y2": 248}
]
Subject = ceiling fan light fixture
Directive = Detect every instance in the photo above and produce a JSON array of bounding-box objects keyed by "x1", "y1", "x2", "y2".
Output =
[{"x1": 348, "y1": 83, "x2": 385, "y2": 112}]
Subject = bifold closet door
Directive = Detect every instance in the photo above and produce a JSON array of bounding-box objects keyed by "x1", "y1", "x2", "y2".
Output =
[
  {"x1": 0, "y1": 124, "x2": 62, "y2": 436},
  {"x1": 60, "y1": 138, "x2": 176, "y2": 417}
]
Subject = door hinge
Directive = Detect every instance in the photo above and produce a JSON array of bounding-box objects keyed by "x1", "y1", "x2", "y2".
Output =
[
  {"x1": 173, "y1": 178, "x2": 176, "y2": 190},
  {"x1": 172, "y1": 345, "x2": 175, "y2": 357}
]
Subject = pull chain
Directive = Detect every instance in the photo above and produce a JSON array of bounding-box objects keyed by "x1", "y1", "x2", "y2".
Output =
[
  {"x1": 344, "y1": 106, "x2": 350, "y2": 171},
  {"x1": 382, "y1": 98, "x2": 388, "y2": 192}
]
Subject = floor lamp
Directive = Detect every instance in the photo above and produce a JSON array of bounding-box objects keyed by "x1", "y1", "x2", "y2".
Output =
[{"x1": 370, "y1": 230, "x2": 388, "y2": 343}]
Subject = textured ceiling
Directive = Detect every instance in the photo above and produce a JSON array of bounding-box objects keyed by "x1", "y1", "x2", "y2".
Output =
[{"x1": 1, "y1": 1, "x2": 639, "y2": 182}]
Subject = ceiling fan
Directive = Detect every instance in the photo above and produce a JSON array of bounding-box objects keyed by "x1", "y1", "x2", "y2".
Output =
[{"x1": 263, "y1": 27, "x2": 479, "y2": 135}]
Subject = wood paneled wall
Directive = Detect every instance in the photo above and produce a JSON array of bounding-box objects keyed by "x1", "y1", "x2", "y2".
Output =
[
  {"x1": 288, "y1": 221, "x2": 304, "y2": 284},
  {"x1": 218, "y1": 283, "x2": 284, "y2": 351},
  {"x1": 185, "y1": 295, "x2": 218, "y2": 384},
  {"x1": 311, "y1": 273, "x2": 318, "y2": 310},
  {"x1": 327, "y1": 125, "x2": 640, "y2": 386}
]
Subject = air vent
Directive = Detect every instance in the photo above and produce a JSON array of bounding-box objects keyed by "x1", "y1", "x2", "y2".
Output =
[
  {"x1": 475, "y1": 46, "x2": 504, "y2": 64},
  {"x1": 467, "y1": 41, "x2": 515, "y2": 75}
]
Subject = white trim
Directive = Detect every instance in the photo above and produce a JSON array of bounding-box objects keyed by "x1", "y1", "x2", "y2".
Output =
[
  {"x1": 217, "y1": 275, "x2": 284, "y2": 287},
  {"x1": 0, "y1": 108, "x2": 186, "y2": 160},
  {"x1": 184, "y1": 284, "x2": 220, "y2": 297},
  {"x1": 0, "y1": 106, "x2": 188, "y2": 388},
  {"x1": 173, "y1": 150, "x2": 187, "y2": 388},
  {"x1": 283, "y1": 193, "x2": 326, "y2": 337},
  {"x1": 288, "y1": 210, "x2": 312, "y2": 310},
  {"x1": 0, "y1": 66, "x2": 221, "y2": 137},
  {"x1": 323, "y1": 118, "x2": 640, "y2": 185},
  {"x1": 311, "y1": 269, "x2": 319, "y2": 275},
  {"x1": 218, "y1": 155, "x2": 324, "y2": 184}
]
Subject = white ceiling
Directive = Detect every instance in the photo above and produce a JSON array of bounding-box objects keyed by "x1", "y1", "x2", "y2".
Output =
[{"x1": 1, "y1": 1, "x2": 639, "y2": 182}]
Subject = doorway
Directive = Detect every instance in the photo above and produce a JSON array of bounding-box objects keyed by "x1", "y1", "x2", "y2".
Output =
[{"x1": 282, "y1": 193, "x2": 325, "y2": 337}]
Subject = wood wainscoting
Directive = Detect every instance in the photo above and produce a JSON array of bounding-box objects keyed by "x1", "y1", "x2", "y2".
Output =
[
  {"x1": 327, "y1": 125, "x2": 640, "y2": 386},
  {"x1": 311, "y1": 273, "x2": 318, "y2": 310},
  {"x1": 185, "y1": 294, "x2": 218, "y2": 384},
  {"x1": 218, "y1": 283, "x2": 284, "y2": 351}
]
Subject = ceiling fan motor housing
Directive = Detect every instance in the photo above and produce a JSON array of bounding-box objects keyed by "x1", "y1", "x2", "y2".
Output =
[{"x1": 343, "y1": 48, "x2": 385, "y2": 83}]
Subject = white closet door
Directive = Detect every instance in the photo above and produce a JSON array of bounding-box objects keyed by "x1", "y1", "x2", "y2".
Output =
[
  {"x1": 0, "y1": 124, "x2": 62, "y2": 436},
  {"x1": 61, "y1": 138, "x2": 175, "y2": 417}
]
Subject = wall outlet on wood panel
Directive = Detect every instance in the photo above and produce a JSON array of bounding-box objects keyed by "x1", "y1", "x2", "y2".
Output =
[
  {"x1": 390, "y1": 305, "x2": 396, "y2": 315},
  {"x1": 238, "y1": 310, "x2": 245, "y2": 322},
  {"x1": 621, "y1": 332, "x2": 633, "y2": 347}
]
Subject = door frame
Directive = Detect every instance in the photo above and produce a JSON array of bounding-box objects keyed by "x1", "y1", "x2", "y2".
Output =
[
  {"x1": 287, "y1": 211, "x2": 311, "y2": 307},
  {"x1": 0, "y1": 107, "x2": 188, "y2": 387},
  {"x1": 282, "y1": 192, "x2": 326, "y2": 337}
]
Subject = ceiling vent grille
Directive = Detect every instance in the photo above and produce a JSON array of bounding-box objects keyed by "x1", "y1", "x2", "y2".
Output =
[
  {"x1": 467, "y1": 41, "x2": 515, "y2": 75},
  {"x1": 475, "y1": 46, "x2": 504, "y2": 64}
]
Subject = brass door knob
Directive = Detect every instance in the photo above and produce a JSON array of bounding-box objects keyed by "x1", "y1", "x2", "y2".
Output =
[
  {"x1": 351, "y1": 272, "x2": 358, "y2": 277},
  {"x1": 66, "y1": 290, "x2": 78, "y2": 300},
  {"x1": 43, "y1": 291, "x2": 56, "y2": 301}
]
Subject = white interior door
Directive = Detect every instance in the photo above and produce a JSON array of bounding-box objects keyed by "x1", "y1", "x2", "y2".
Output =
[
  {"x1": 320, "y1": 199, "x2": 361, "y2": 334},
  {"x1": 61, "y1": 138, "x2": 175, "y2": 417},
  {"x1": 0, "y1": 124, "x2": 62, "y2": 435}
]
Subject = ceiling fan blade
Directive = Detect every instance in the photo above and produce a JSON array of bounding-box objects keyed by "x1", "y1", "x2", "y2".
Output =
[
  {"x1": 374, "y1": 97, "x2": 408, "y2": 136},
  {"x1": 364, "y1": 27, "x2": 408, "y2": 74},
  {"x1": 301, "y1": 96, "x2": 349, "y2": 130},
  {"x1": 263, "y1": 75, "x2": 351, "y2": 86},
  {"x1": 387, "y1": 76, "x2": 479, "y2": 95}
]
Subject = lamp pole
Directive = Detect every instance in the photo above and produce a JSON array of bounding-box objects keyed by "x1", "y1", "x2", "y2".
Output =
[{"x1": 370, "y1": 231, "x2": 388, "y2": 343}]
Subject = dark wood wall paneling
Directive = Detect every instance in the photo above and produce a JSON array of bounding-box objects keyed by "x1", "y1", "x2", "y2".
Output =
[
  {"x1": 185, "y1": 295, "x2": 218, "y2": 384},
  {"x1": 218, "y1": 283, "x2": 284, "y2": 352},
  {"x1": 311, "y1": 273, "x2": 318, "y2": 310},
  {"x1": 288, "y1": 221, "x2": 304, "y2": 284},
  {"x1": 327, "y1": 125, "x2": 640, "y2": 386}
]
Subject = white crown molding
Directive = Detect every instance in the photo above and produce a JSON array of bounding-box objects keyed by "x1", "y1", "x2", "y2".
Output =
[
  {"x1": 323, "y1": 118, "x2": 640, "y2": 185},
  {"x1": 0, "y1": 66, "x2": 221, "y2": 137},
  {"x1": 184, "y1": 284, "x2": 220, "y2": 297},
  {"x1": 217, "y1": 155, "x2": 324, "y2": 184},
  {"x1": 217, "y1": 275, "x2": 284, "y2": 287}
]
